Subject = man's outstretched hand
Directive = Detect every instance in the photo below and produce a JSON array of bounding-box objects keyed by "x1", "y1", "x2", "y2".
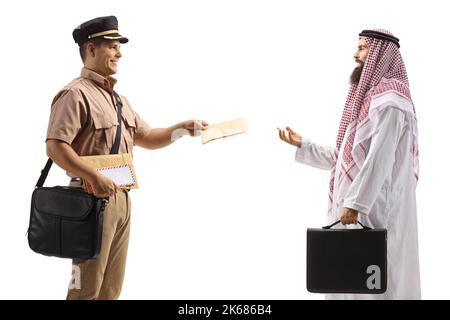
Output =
[
  {"x1": 277, "y1": 126, "x2": 302, "y2": 148},
  {"x1": 183, "y1": 120, "x2": 209, "y2": 137}
]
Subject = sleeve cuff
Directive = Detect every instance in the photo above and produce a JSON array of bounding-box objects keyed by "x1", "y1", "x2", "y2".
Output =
[
  {"x1": 295, "y1": 138, "x2": 311, "y2": 163},
  {"x1": 342, "y1": 199, "x2": 370, "y2": 216},
  {"x1": 45, "y1": 135, "x2": 73, "y2": 145}
]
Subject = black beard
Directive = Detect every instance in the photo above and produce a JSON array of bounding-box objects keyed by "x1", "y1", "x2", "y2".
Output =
[{"x1": 350, "y1": 63, "x2": 364, "y2": 84}]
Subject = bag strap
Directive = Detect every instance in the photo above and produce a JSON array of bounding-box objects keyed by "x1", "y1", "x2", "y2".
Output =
[
  {"x1": 37, "y1": 91, "x2": 124, "y2": 187},
  {"x1": 110, "y1": 91, "x2": 123, "y2": 155},
  {"x1": 35, "y1": 158, "x2": 53, "y2": 188},
  {"x1": 323, "y1": 220, "x2": 372, "y2": 230}
]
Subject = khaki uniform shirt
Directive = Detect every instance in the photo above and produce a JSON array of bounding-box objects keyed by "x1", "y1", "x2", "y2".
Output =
[{"x1": 46, "y1": 68, "x2": 151, "y2": 156}]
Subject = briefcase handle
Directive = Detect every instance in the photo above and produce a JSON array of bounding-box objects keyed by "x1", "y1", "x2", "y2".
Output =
[{"x1": 323, "y1": 220, "x2": 372, "y2": 230}]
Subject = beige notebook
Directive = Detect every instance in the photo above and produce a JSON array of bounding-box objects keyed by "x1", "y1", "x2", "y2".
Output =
[
  {"x1": 202, "y1": 118, "x2": 248, "y2": 144},
  {"x1": 80, "y1": 153, "x2": 138, "y2": 192}
]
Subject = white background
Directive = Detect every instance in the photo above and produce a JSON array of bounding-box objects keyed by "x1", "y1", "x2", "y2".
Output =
[{"x1": 0, "y1": 0, "x2": 448, "y2": 299}]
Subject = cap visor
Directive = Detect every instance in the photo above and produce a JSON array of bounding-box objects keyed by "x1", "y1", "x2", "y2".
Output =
[{"x1": 102, "y1": 34, "x2": 129, "y2": 43}]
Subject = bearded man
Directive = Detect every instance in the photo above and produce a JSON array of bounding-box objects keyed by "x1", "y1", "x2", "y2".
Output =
[{"x1": 278, "y1": 29, "x2": 420, "y2": 300}]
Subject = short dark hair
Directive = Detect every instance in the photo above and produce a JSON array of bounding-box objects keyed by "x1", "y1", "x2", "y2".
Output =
[{"x1": 79, "y1": 38, "x2": 104, "y2": 62}]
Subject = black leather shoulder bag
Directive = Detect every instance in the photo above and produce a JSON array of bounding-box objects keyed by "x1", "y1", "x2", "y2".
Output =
[{"x1": 28, "y1": 91, "x2": 123, "y2": 259}]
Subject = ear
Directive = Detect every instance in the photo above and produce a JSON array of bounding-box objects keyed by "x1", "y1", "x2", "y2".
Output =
[{"x1": 87, "y1": 42, "x2": 96, "y2": 59}]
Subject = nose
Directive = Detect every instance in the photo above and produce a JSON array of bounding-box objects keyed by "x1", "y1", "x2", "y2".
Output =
[
  {"x1": 353, "y1": 50, "x2": 359, "y2": 60},
  {"x1": 116, "y1": 49, "x2": 122, "y2": 58}
]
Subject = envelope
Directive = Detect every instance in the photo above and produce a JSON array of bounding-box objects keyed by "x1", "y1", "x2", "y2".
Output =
[
  {"x1": 202, "y1": 118, "x2": 248, "y2": 144},
  {"x1": 80, "y1": 153, "x2": 138, "y2": 192}
]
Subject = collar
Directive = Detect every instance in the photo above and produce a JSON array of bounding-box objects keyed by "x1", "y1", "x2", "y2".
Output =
[{"x1": 80, "y1": 67, "x2": 117, "y2": 94}]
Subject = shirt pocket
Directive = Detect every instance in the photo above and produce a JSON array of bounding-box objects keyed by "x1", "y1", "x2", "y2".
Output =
[
  {"x1": 92, "y1": 114, "x2": 118, "y2": 151},
  {"x1": 122, "y1": 111, "x2": 136, "y2": 152}
]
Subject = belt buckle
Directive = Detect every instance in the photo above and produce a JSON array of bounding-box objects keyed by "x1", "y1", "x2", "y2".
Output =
[{"x1": 70, "y1": 177, "x2": 83, "y2": 186}]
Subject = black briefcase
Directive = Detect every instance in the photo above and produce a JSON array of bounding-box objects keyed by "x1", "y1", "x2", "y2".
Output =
[
  {"x1": 307, "y1": 221, "x2": 387, "y2": 294},
  {"x1": 28, "y1": 159, "x2": 108, "y2": 260}
]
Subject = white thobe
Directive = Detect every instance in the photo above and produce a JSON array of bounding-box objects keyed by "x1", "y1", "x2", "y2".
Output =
[{"x1": 296, "y1": 92, "x2": 421, "y2": 300}]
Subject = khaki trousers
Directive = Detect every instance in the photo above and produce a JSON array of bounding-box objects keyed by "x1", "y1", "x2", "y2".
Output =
[{"x1": 66, "y1": 182, "x2": 131, "y2": 300}]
